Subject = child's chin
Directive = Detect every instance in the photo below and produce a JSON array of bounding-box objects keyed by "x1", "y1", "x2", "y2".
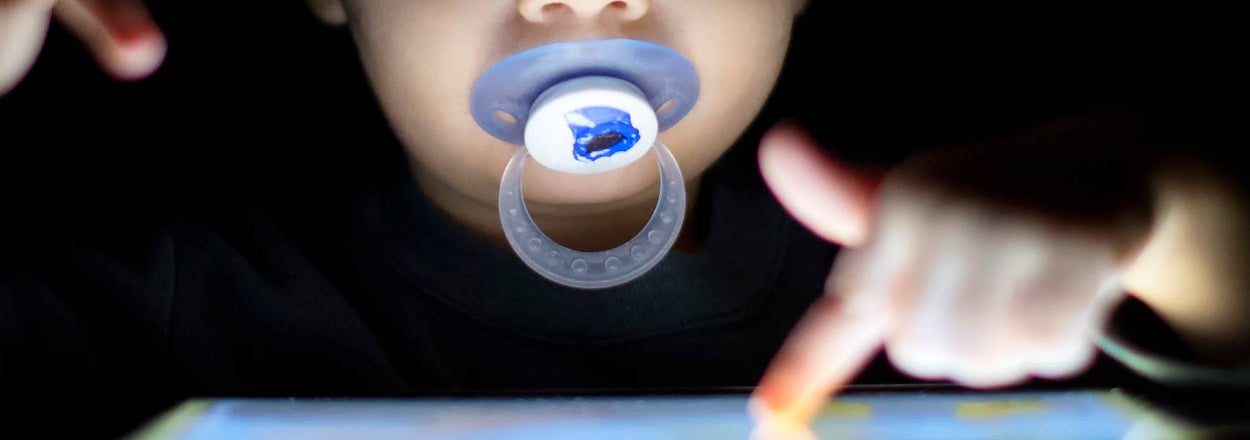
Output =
[{"x1": 521, "y1": 159, "x2": 661, "y2": 208}]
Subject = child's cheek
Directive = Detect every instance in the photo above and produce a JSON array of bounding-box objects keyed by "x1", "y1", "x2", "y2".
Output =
[{"x1": 660, "y1": 7, "x2": 794, "y2": 175}]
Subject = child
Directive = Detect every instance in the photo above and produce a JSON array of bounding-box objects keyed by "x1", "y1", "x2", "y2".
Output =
[{"x1": 1, "y1": 1, "x2": 1246, "y2": 438}]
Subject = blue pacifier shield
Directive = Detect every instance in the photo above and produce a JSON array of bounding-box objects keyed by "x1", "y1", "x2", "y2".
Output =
[{"x1": 471, "y1": 39, "x2": 699, "y2": 146}]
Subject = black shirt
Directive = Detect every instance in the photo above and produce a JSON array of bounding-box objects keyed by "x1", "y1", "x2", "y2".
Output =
[{"x1": 1, "y1": 152, "x2": 850, "y2": 436}]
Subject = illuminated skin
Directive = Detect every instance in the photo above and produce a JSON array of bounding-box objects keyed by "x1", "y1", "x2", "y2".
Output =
[
  {"x1": 0, "y1": 0, "x2": 165, "y2": 94},
  {"x1": 750, "y1": 122, "x2": 1250, "y2": 438},
  {"x1": 3, "y1": 1, "x2": 1248, "y2": 439},
  {"x1": 329, "y1": 0, "x2": 804, "y2": 252}
]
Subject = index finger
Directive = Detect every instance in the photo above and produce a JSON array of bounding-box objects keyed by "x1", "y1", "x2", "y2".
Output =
[
  {"x1": 53, "y1": 0, "x2": 165, "y2": 80},
  {"x1": 751, "y1": 188, "x2": 929, "y2": 427},
  {"x1": 750, "y1": 275, "x2": 891, "y2": 425}
]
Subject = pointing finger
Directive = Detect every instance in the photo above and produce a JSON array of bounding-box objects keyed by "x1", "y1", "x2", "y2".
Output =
[{"x1": 53, "y1": 0, "x2": 165, "y2": 80}]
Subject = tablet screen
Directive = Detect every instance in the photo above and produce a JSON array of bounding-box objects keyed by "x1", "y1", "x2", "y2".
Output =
[{"x1": 135, "y1": 389, "x2": 1148, "y2": 439}]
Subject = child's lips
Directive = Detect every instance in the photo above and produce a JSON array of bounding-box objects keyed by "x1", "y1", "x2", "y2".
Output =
[{"x1": 469, "y1": 38, "x2": 700, "y2": 147}]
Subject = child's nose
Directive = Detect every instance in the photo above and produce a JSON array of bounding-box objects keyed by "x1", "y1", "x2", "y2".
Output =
[{"x1": 517, "y1": 0, "x2": 649, "y2": 23}]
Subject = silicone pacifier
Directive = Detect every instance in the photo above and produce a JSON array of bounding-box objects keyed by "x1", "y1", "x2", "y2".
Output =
[{"x1": 470, "y1": 39, "x2": 699, "y2": 289}]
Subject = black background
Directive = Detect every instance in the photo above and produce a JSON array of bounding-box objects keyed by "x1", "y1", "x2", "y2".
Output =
[{"x1": 0, "y1": 1, "x2": 1241, "y2": 437}]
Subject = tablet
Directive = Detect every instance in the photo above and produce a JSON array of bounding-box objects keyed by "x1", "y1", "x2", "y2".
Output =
[{"x1": 130, "y1": 388, "x2": 1165, "y2": 439}]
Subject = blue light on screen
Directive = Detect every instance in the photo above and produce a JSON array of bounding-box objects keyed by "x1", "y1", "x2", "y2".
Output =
[{"x1": 164, "y1": 390, "x2": 1138, "y2": 440}]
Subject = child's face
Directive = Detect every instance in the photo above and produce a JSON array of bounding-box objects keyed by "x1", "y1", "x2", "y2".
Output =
[{"x1": 339, "y1": 0, "x2": 805, "y2": 209}]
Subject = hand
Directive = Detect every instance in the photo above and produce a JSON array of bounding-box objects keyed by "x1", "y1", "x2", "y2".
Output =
[
  {"x1": 749, "y1": 116, "x2": 1154, "y2": 437},
  {"x1": 0, "y1": 0, "x2": 165, "y2": 96}
]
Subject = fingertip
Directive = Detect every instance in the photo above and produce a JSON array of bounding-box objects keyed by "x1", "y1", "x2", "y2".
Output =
[
  {"x1": 752, "y1": 364, "x2": 802, "y2": 422},
  {"x1": 747, "y1": 395, "x2": 783, "y2": 426},
  {"x1": 885, "y1": 342, "x2": 951, "y2": 381},
  {"x1": 940, "y1": 346, "x2": 1034, "y2": 389},
  {"x1": 953, "y1": 368, "x2": 1031, "y2": 390},
  {"x1": 1030, "y1": 342, "x2": 1097, "y2": 380},
  {"x1": 748, "y1": 393, "x2": 819, "y2": 440},
  {"x1": 756, "y1": 297, "x2": 891, "y2": 430},
  {"x1": 749, "y1": 417, "x2": 818, "y2": 440},
  {"x1": 758, "y1": 122, "x2": 824, "y2": 181},
  {"x1": 104, "y1": 31, "x2": 165, "y2": 81},
  {"x1": 758, "y1": 122, "x2": 872, "y2": 246},
  {"x1": 760, "y1": 120, "x2": 813, "y2": 150},
  {"x1": 51, "y1": 0, "x2": 166, "y2": 82},
  {"x1": 758, "y1": 122, "x2": 805, "y2": 182},
  {"x1": 944, "y1": 350, "x2": 1031, "y2": 389},
  {"x1": 749, "y1": 370, "x2": 821, "y2": 423}
]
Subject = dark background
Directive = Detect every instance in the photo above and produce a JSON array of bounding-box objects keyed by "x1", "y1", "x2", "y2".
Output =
[
  {"x1": 0, "y1": 2, "x2": 1238, "y2": 243},
  {"x1": 0, "y1": 2, "x2": 1241, "y2": 435}
]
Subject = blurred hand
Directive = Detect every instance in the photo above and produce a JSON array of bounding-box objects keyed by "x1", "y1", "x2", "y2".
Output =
[
  {"x1": 0, "y1": 0, "x2": 164, "y2": 96},
  {"x1": 749, "y1": 116, "x2": 1154, "y2": 438}
]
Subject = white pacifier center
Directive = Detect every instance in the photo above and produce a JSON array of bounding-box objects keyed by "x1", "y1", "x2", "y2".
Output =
[{"x1": 524, "y1": 76, "x2": 659, "y2": 174}]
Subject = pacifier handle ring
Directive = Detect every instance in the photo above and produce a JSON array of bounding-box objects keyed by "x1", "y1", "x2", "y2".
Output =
[{"x1": 499, "y1": 140, "x2": 687, "y2": 290}]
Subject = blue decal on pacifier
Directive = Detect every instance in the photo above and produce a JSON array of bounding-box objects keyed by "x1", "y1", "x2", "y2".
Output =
[{"x1": 566, "y1": 107, "x2": 640, "y2": 161}]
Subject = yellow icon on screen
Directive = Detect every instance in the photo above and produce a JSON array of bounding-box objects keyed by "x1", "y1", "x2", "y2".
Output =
[
  {"x1": 821, "y1": 401, "x2": 872, "y2": 418},
  {"x1": 956, "y1": 400, "x2": 1047, "y2": 419}
]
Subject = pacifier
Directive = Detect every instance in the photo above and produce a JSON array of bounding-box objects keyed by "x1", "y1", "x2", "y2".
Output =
[{"x1": 470, "y1": 39, "x2": 700, "y2": 289}]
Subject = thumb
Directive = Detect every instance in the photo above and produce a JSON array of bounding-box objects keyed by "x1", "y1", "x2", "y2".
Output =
[
  {"x1": 758, "y1": 122, "x2": 881, "y2": 247},
  {"x1": 0, "y1": 0, "x2": 55, "y2": 96}
]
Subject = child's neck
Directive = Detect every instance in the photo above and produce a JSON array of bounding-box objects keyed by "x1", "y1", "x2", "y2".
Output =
[{"x1": 413, "y1": 166, "x2": 703, "y2": 253}]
